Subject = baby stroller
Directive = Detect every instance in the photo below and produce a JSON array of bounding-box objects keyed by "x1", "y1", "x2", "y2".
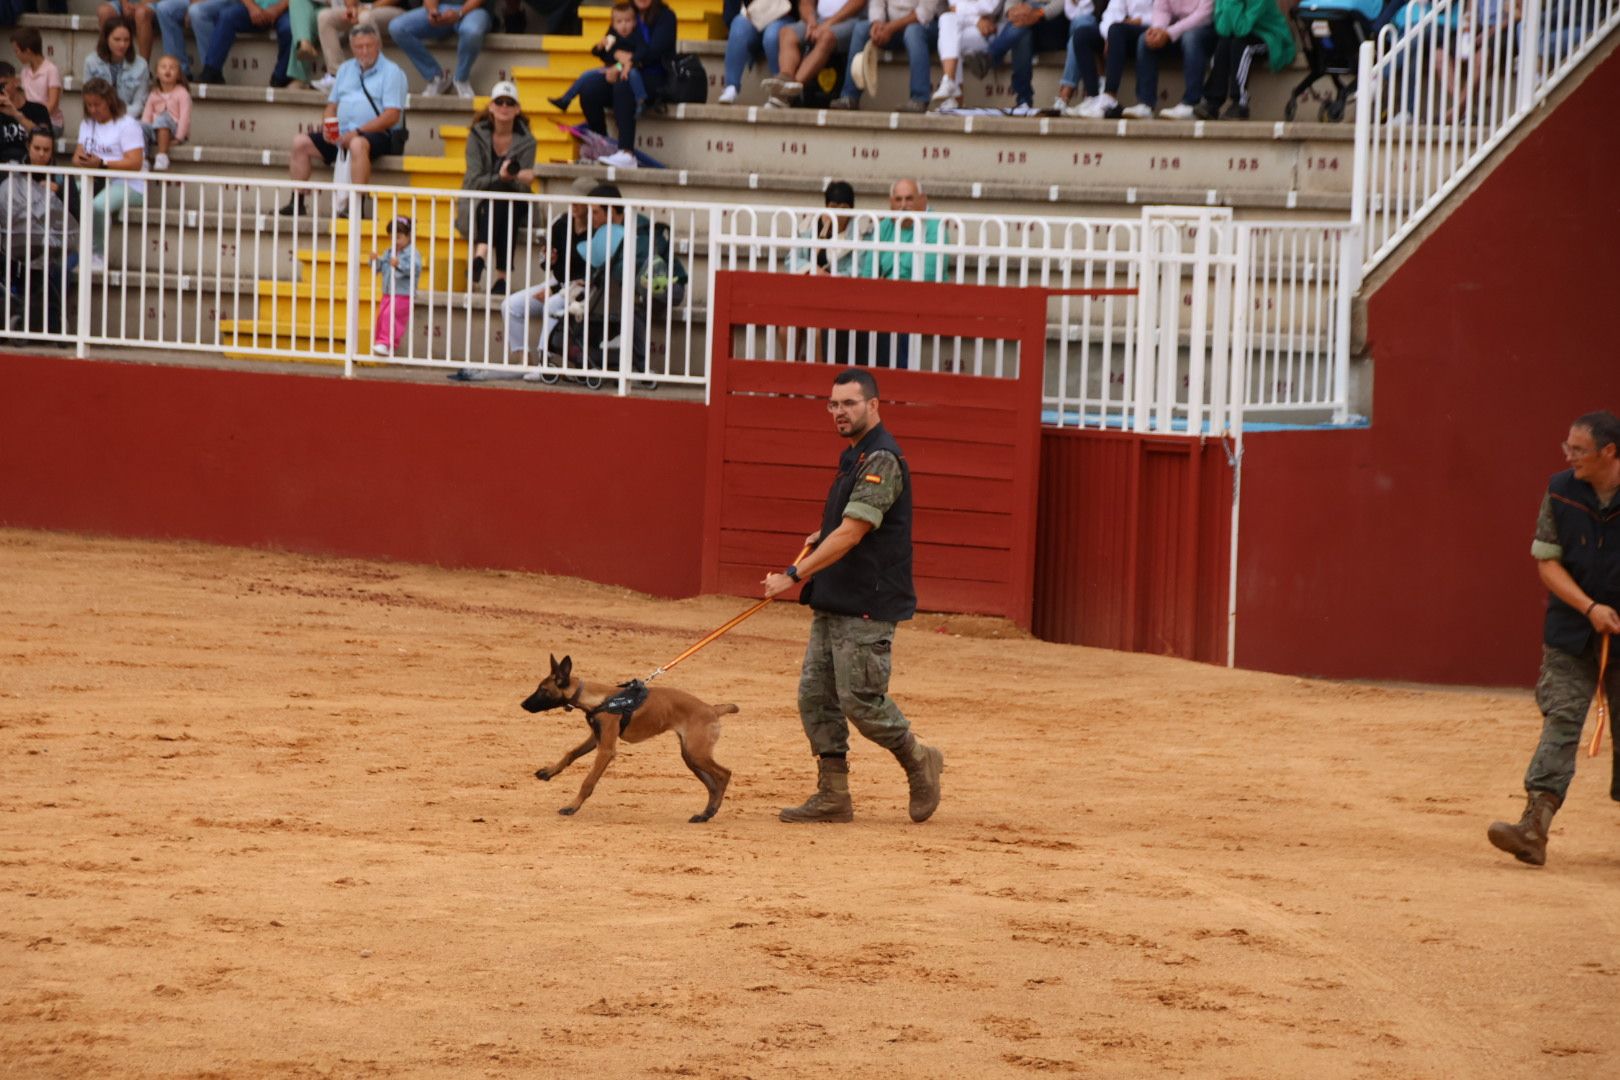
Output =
[{"x1": 1285, "y1": 0, "x2": 1406, "y2": 120}]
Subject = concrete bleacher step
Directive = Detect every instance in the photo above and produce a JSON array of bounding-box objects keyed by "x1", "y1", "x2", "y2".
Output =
[{"x1": 631, "y1": 106, "x2": 1355, "y2": 202}]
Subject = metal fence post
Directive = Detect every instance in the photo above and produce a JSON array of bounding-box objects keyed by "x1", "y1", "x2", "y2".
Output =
[
  {"x1": 615, "y1": 205, "x2": 639, "y2": 396},
  {"x1": 1351, "y1": 41, "x2": 1374, "y2": 229},
  {"x1": 74, "y1": 169, "x2": 94, "y2": 357},
  {"x1": 704, "y1": 205, "x2": 721, "y2": 405},
  {"x1": 1517, "y1": 0, "x2": 1542, "y2": 113},
  {"x1": 343, "y1": 183, "x2": 361, "y2": 378}
]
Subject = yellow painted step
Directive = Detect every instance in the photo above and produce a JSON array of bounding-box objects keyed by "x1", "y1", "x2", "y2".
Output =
[
  {"x1": 579, "y1": 5, "x2": 726, "y2": 39},
  {"x1": 436, "y1": 122, "x2": 572, "y2": 163}
]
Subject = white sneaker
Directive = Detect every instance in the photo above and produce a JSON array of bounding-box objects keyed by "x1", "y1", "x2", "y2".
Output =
[
  {"x1": 1159, "y1": 102, "x2": 1196, "y2": 120},
  {"x1": 1050, "y1": 96, "x2": 1068, "y2": 113},
  {"x1": 522, "y1": 362, "x2": 549, "y2": 382},
  {"x1": 1121, "y1": 103, "x2": 1155, "y2": 119},
  {"x1": 1062, "y1": 98, "x2": 1090, "y2": 118},
  {"x1": 717, "y1": 84, "x2": 738, "y2": 105},
  {"x1": 153, "y1": 152, "x2": 170, "y2": 171},
  {"x1": 424, "y1": 72, "x2": 453, "y2": 96},
  {"x1": 452, "y1": 79, "x2": 474, "y2": 98},
  {"x1": 314, "y1": 73, "x2": 336, "y2": 92},
  {"x1": 1076, "y1": 94, "x2": 1113, "y2": 119},
  {"x1": 88, "y1": 253, "x2": 106, "y2": 272},
  {"x1": 599, "y1": 149, "x2": 638, "y2": 169},
  {"x1": 930, "y1": 75, "x2": 960, "y2": 102},
  {"x1": 373, "y1": 342, "x2": 392, "y2": 357},
  {"x1": 1009, "y1": 102, "x2": 1039, "y2": 117}
]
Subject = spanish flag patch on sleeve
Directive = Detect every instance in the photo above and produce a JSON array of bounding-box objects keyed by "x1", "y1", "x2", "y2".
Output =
[{"x1": 863, "y1": 474, "x2": 883, "y2": 484}]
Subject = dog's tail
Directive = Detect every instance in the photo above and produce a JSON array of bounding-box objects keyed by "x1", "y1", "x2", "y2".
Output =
[{"x1": 714, "y1": 704, "x2": 740, "y2": 717}]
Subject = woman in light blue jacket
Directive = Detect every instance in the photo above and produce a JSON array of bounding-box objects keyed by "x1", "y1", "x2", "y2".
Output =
[{"x1": 83, "y1": 16, "x2": 151, "y2": 118}]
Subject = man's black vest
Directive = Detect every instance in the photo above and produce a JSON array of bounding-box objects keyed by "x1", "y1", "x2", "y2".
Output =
[
  {"x1": 1543, "y1": 468, "x2": 1620, "y2": 655},
  {"x1": 801, "y1": 423, "x2": 916, "y2": 623}
]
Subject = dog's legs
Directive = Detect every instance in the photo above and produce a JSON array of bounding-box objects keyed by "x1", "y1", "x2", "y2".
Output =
[
  {"x1": 535, "y1": 733, "x2": 597, "y2": 782},
  {"x1": 677, "y1": 723, "x2": 731, "y2": 824},
  {"x1": 559, "y1": 722, "x2": 618, "y2": 816}
]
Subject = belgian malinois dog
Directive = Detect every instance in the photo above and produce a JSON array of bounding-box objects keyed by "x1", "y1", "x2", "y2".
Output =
[{"x1": 522, "y1": 654, "x2": 737, "y2": 822}]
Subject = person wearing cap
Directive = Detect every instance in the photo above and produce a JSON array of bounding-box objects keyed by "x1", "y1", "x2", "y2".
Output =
[
  {"x1": 281, "y1": 22, "x2": 407, "y2": 217},
  {"x1": 836, "y1": 0, "x2": 945, "y2": 113},
  {"x1": 455, "y1": 79, "x2": 536, "y2": 296}
]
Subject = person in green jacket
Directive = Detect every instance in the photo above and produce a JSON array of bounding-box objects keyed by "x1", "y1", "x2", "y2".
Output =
[{"x1": 1193, "y1": 0, "x2": 1295, "y2": 119}]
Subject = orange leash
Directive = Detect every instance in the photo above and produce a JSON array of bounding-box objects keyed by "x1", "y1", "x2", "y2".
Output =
[
  {"x1": 1587, "y1": 633, "x2": 1611, "y2": 757},
  {"x1": 645, "y1": 544, "x2": 813, "y2": 683}
]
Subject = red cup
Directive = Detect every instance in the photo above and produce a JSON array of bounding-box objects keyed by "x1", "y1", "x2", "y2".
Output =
[{"x1": 322, "y1": 117, "x2": 340, "y2": 143}]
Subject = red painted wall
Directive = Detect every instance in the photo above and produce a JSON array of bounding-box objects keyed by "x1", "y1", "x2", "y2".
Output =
[
  {"x1": 1235, "y1": 45, "x2": 1620, "y2": 685},
  {"x1": 1033, "y1": 429, "x2": 1233, "y2": 664},
  {"x1": 0, "y1": 354, "x2": 709, "y2": 597}
]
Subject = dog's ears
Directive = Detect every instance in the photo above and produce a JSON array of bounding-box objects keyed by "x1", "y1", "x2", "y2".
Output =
[
  {"x1": 557, "y1": 655, "x2": 572, "y2": 685},
  {"x1": 549, "y1": 652, "x2": 558, "y2": 675}
]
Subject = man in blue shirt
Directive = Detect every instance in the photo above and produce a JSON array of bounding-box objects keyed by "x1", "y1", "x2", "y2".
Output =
[{"x1": 281, "y1": 23, "x2": 407, "y2": 217}]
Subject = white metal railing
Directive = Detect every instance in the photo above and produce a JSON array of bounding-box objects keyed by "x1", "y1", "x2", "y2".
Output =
[
  {"x1": 714, "y1": 205, "x2": 1357, "y2": 433},
  {"x1": 1354, "y1": 0, "x2": 1620, "y2": 269},
  {"x1": 0, "y1": 164, "x2": 1356, "y2": 433}
]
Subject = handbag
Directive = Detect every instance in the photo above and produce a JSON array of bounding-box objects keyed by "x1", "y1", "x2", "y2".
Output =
[
  {"x1": 666, "y1": 53, "x2": 708, "y2": 104},
  {"x1": 357, "y1": 66, "x2": 409, "y2": 156},
  {"x1": 746, "y1": 0, "x2": 791, "y2": 32}
]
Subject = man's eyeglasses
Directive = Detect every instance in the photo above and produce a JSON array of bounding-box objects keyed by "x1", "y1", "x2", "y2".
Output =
[
  {"x1": 827, "y1": 397, "x2": 866, "y2": 413},
  {"x1": 1562, "y1": 441, "x2": 1597, "y2": 459}
]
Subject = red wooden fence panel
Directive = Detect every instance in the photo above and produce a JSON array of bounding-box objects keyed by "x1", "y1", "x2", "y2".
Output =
[{"x1": 701, "y1": 271, "x2": 1047, "y2": 627}]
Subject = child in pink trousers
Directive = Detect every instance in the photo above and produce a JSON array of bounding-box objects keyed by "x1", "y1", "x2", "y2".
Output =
[{"x1": 370, "y1": 216, "x2": 421, "y2": 357}]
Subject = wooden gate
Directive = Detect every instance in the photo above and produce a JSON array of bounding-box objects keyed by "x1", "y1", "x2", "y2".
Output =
[{"x1": 699, "y1": 271, "x2": 1047, "y2": 627}]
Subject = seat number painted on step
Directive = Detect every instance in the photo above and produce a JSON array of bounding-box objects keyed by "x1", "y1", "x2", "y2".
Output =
[
  {"x1": 920, "y1": 146, "x2": 951, "y2": 160},
  {"x1": 1305, "y1": 156, "x2": 1341, "y2": 171},
  {"x1": 1148, "y1": 156, "x2": 1181, "y2": 170},
  {"x1": 705, "y1": 139, "x2": 735, "y2": 154},
  {"x1": 781, "y1": 141, "x2": 808, "y2": 156},
  {"x1": 1072, "y1": 151, "x2": 1103, "y2": 166},
  {"x1": 1228, "y1": 157, "x2": 1259, "y2": 171},
  {"x1": 997, "y1": 150, "x2": 1027, "y2": 165}
]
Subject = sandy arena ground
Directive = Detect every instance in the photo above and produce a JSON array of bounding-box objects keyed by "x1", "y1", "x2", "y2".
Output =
[{"x1": 2, "y1": 528, "x2": 1617, "y2": 1079}]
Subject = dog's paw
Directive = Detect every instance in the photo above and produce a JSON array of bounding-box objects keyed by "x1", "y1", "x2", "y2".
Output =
[
  {"x1": 557, "y1": 806, "x2": 577, "y2": 816},
  {"x1": 688, "y1": 812, "x2": 714, "y2": 824},
  {"x1": 534, "y1": 769, "x2": 551, "y2": 781}
]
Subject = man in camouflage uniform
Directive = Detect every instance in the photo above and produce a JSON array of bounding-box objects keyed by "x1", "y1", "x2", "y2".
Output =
[
  {"x1": 1488, "y1": 410, "x2": 1620, "y2": 866},
  {"x1": 762, "y1": 368, "x2": 944, "y2": 824}
]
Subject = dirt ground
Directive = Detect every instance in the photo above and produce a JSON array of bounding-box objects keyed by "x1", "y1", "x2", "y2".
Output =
[{"x1": 2, "y1": 529, "x2": 1617, "y2": 1079}]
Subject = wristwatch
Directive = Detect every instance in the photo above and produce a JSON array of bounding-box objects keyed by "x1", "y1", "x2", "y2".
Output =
[{"x1": 784, "y1": 565, "x2": 800, "y2": 583}]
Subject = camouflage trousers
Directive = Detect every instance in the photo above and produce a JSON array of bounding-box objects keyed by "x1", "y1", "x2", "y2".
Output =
[
  {"x1": 797, "y1": 611, "x2": 911, "y2": 757},
  {"x1": 1523, "y1": 641, "x2": 1620, "y2": 801}
]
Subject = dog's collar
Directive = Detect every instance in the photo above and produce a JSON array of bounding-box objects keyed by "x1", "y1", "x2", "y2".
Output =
[{"x1": 561, "y1": 682, "x2": 586, "y2": 712}]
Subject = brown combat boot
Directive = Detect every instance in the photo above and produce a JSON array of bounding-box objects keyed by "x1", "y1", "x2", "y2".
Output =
[
  {"x1": 1486, "y1": 790, "x2": 1562, "y2": 866},
  {"x1": 779, "y1": 756, "x2": 854, "y2": 823},
  {"x1": 891, "y1": 732, "x2": 944, "y2": 823}
]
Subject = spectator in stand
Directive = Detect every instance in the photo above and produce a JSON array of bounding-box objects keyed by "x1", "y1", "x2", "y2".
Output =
[
  {"x1": 140, "y1": 54, "x2": 191, "y2": 170},
  {"x1": 838, "y1": 0, "x2": 944, "y2": 113},
  {"x1": 72, "y1": 77, "x2": 147, "y2": 271},
  {"x1": 1051, "y1": 0, "x2": 1105, "y2": 114},
  {"x1": 152, "y1": 0, "x2": 236, "y2": 82},
  {"x1": 282, "y1": 24, "x2": 407, "y2": 218},
  {"x1": 718, "y1": 0, "x2": 793, "y2": 105},
  {"x1": 197, "y1": 0, "x2": 294, "y2": 87},
  {"x1": 577, "y1": 0, "x2": 676, "y2": 169},
  {"x1": 389, "y1": 0, "x2": 492, "y2": 98},
  {"x1": 312, "y1": 0, "x2": 406, "y2": 92},
  {"x1": 1194, "y1": 0, "x2": 1293, "y2": 119},
  {"x1": 97, "y1": 1, "x2": 161, "y2": 63},
  {"x1": 789, "y1": 178, "x2": 858, "y2": 275},
  {"x1": 0, "y1": 128, "x2": 77, "y2": 335},
  {"x1": 11, "y1": 28, "x2": 64, "y2": 132},
  {"x1": 456, "y1": 79, "x2": 536, "y2": 296},
  {"x1": 765, "y1": 0, "x2": 864, "y2": 108},
  {"x1": 285, "y1": 0, "x2": 327, "y2": 88},
  {"x1": 935, "y1": 0, "x2": 1038, "y2": 113},
  {"x1": 369, "y1": 215, "x2": 421, "y2": 357},
  {"x1": 549, "y1": 2, "x2": 647, "y2": 113},
  {"x1": 84, "y1": 17, "x2": 152, "y2": 116},
  {"x1": 1076, "y1": 0, "x2": 1212, "y2": 118},
  {"x1": 0, "y1": 68, "x2": 53, "y2": 162},
  {"x1": 496, "y1": 190, "x2": 591, "y2": 373},
  {"x1": 857, "y1": 177, "x2": 949, "y2": 367}
]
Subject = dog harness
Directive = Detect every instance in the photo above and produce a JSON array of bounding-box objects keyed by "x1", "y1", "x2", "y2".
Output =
[{"x1": 572, "y1": 679, "x2": 649, "y2": 736}]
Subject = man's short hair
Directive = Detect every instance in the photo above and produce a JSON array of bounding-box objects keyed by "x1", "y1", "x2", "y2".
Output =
[
  {"x1": 888, "y1": 178, "x2": 924, "y2": 199},
  {"x1": 587, "y1": 182, "x2": 622, "y2": 199},
  {"x1": 349, "y1": 23, "x2": 381, "y2": 42},
  {"x1": 834, "y1": 367, "x2": 879, "y2": 402},
  {"x1": 1574, "y1": 411, "x2": 1620, "y2": 454}
]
